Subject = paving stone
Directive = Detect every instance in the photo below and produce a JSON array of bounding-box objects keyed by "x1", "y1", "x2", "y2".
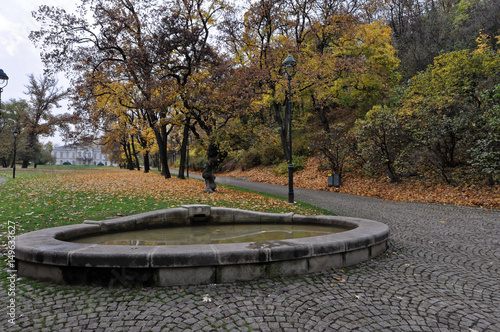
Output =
[{"x1": 2, "y1": 180, "x2": 500, "y2": 331}]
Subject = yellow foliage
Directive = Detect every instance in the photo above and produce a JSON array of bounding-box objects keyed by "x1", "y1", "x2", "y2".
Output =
[{"x1": 474, "y1": 30, "x2": 492, "y2": 54}]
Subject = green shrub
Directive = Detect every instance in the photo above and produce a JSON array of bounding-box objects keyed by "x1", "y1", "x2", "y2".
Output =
[
  {"x1": 272, "y1": 155, "x2": 308, "y2": 176},
  {"x1": 190, "y1": 155, "x2": 207, "y2": 171},
  {"x1": 260, "y1": 144, "x2": 283, "y2": 166},
  {"x1": 240, "y1": 149, "x2": 261, "y2": 170}
]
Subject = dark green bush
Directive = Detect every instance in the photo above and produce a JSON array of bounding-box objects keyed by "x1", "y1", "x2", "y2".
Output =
[
  {"x1": 240, "y1": 149, "x2": 261, "y2": 170},
  {"x1": 272, "y1": 155, "x2": 308, "y2": 176}
]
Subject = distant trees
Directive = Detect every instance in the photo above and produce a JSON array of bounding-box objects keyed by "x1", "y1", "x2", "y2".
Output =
[
  {"x1": 0, "y1": 75, "x2": 69, "y2": 168},
  {"x1": 21, "y1": 74, "x2": 69, "y2": 167},
  {"x1": 28, "y1": 0, "x2": 500, "y2": 188},
  {"x1": 384, "y1": 0, "x2": 500, "y2": 79},
  {"x1": 0, "y1": 99, "x2": 26, "y2": 167},
  {"x1": 31, "y1": 0, "x2": 223, "y2": 181}
]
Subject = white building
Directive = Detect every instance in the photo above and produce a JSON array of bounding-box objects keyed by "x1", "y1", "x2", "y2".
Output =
[{"x1": 52, "y1": 145, "x2": 113, "y2": 166}]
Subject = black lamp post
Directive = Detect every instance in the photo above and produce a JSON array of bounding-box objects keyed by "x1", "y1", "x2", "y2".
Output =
[
  {"x1": 12, "y1": 129, "x2": 18, "y2": 179},
  {"x1": 282, "y1": 55, "x2": 296, "y2": 204},
  {"x1": 0, "y1": 69, "x2": 9, "y2": 111}
]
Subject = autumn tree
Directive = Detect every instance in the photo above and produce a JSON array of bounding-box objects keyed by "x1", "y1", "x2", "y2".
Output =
[
  {"x1": 220, "y1": 0, "x2": 294, "y2": 162},
  {"x1": 300, "y1": 20, "x2": 400, "y2": 131},
  {"x1": 31, "y1": 0, "x2": 173, "y2": 177},
  {"x1": 0, "y1": 99, "x2": 27, "y2": 168},
  {"x1": 311, "y1": 123, "x2": 354, "y2": 177},
  {"x1": 353, "y1": 105, "x2": 407, "y2": 182},
  {"x1": 21, "y1": 74, "x2": 69, "y2": 168},
  {"x1": 152, "y1": 0, "x2": 225, "y2": 180},
  {"x1": 182, "y1": 57, "x2": 246, "y2": 192}
]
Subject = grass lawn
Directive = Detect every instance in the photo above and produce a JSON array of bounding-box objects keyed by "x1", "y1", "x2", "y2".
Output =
[{"x1": 0, "y1": 167, "x2": 329, "y2": 239}]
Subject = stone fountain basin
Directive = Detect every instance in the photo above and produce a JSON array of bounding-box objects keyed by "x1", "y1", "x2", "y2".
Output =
[{"x1": 15, "y1": 205, "x2": 389, "y2": 286}]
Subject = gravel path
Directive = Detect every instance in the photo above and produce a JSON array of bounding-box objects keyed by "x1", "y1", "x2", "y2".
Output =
[{"x1": 2, "y1": 174, "x2": 499, "y2": 331}]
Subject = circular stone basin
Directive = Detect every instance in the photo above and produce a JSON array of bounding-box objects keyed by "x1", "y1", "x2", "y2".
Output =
[{"x1": 15, "y1": 205, "x2": 390, "y2": 286}]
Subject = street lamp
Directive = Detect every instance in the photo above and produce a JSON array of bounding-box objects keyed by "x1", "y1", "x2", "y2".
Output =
[
  {"x1": 282, "y1": 55, "x2": 296, "y2": 204},
  {"x1": 12, "y1": 129, "x2": 18, "y2": 179},
  {"x1": 0, "y1": 69, "x2": 9, "y2": 111}
]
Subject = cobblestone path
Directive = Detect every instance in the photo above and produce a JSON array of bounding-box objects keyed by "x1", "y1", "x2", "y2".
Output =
[{"x1": 2, "y1": 176, "x2": 499, "y2": 331}]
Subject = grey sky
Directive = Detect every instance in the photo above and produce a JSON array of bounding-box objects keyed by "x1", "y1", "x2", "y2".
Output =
[{"x1": 1, "y1": 1, "x2": 78, "y2": 146}]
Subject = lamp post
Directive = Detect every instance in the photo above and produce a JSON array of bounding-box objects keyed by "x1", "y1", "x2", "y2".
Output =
[
  {"x1": 12, "y1": 129, "x2": 18, "y2": 179},
  {"x1": 282, "y1": 55, "x2": 296, "y2": 204},
  {"x1": 0, "y1": 69, "x2": 9, "y2": 111},
  {"x1": 186, "y1": 135, "x2": 190, "y2": 178}
]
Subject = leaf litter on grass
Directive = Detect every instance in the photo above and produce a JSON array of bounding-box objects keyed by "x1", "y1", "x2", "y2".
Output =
[{"x1": 0, "y1": 168, "x2": 325, "y2": 238}]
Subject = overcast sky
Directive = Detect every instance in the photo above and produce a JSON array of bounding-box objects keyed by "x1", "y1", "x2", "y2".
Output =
[{"x1": 1, "y1": 1, "x2": 78, "y2": 146}]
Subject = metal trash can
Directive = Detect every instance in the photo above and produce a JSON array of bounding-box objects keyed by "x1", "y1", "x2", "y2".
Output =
[{"x1": 328, "y1": 174, "x2": 341, "y2": 188}]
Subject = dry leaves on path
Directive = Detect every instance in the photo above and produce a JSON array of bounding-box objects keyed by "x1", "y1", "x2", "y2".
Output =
[{"x1": 220, "y1": 158, "x2": 499, "y2": 209}]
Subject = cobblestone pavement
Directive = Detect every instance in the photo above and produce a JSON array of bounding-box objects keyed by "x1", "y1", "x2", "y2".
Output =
[{"x1": 2, "y1": 176, "x2": 499, "y2": 331}]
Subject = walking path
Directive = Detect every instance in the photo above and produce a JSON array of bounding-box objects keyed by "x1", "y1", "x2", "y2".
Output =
[{"x1": 2, "y1": 174, "x2": 499, "y2": 331}]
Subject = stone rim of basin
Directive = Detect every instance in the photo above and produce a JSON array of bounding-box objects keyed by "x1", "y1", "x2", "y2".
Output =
[{"x1": 14, "y1": 205, "x2": 390, "y2": 286}]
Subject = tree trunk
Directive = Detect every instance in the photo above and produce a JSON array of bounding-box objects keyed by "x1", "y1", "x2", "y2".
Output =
[
  {"x1": 202, "y1": 143, "x2": 219, "y2": 193},
  {"x1": 131, "y1": 138, "x2": 141, "y2": 171},
  {"x1": 161, "y1": 125, "x2": 171, "y2": 178},
  {"x1": 124, "y1": 142, "x2": 134, "y2": 170},
  {"x1": 143, "y1": 151, "x2": 150, "y2": 173},
  {"x1": 272, "y1": 101, "x2": 290, "y2": 162},
  {"x1": 134, "y1": 134, "x2": 150, "y2": 174},
  {"x1": 178, "y1": 119, "x2": 191, "y2": 179},
  {"x1": 155, "y1": 154, "x2": 161, "y2": 172},
  {"x1": 22, "y1": 159, "x2": 29, "y2": 168},
  {"x1": 155, "y1": 124, "x2": 171, "y2": 179},
  {"x1": 312, "y1": 94, "x2": 331, "y2": 133}
]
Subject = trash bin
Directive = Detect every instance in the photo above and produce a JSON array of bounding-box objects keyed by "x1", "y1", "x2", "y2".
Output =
[{"x1": 328, "y1": 174, "x2": 341, "y2": 188}]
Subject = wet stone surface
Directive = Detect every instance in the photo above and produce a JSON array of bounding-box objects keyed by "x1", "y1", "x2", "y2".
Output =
[{"x1": 2, "y1": 177, "x2": 500, "y2": 331}]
